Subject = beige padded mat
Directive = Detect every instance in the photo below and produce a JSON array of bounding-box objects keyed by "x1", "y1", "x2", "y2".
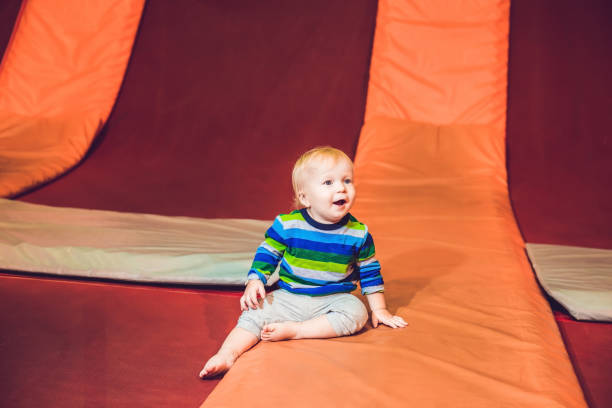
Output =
[
  {"x1": 0, "y1": 198, "x2": 270, "y2": 285},
  {"x1": 526, "y1": 243, "x2": 612, "y2": 321}
]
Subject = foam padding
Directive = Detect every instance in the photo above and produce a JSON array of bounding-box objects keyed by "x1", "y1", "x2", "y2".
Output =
[
  {"x1": 0, "y1": 198, "x2": 270, "y2": 285},
  {"x1": 0, "y1": 272, "x2": 240, "y2": 407},
  {"x1": 526, "y1": 243, "x2": 612, "y2": 321},
  {"x1": 553, "y1": 310, "x2": 612, "y2": 408},
  {"x1": 0, "y1": 0, "x2": 145, "y2": 196},
  {"x1": 365, "y1": 0, "x2": 509, "y2": 129}
]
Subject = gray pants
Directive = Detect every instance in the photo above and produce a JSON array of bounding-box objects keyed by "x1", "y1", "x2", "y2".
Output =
[{"x1": 237, "y1": 289, "x2": 368, "y2": 339}]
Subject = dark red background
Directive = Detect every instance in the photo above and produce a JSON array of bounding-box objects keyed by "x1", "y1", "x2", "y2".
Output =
[
  {"x1": 506, "y1": 0, "x2": 612, "y2": 250},
  {"x1": 0, "y1": 0, "x2": 21, "y2": 57},
  {"x1": 15, "y1": 0, "x2": 376, "y2": 220}
]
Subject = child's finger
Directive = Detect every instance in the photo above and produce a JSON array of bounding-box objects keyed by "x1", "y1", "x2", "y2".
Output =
[
  {"x1": 248, "y1": 293, "x2": 258, "y2": 309},
  {"x1": 246, "y1": 294, "x2": 255, "y2": 309},
  {"x1": 385, "y1": 319, "x2": 398, "y2": 328},
  {"x1": 243, "y1": 290, "x2": 252, "y2": 306},
  {"x1": 384, "y1": 316, "x2": 402, "y2": 328},
  {"x1": 258, "y1": 285, "x2": 266, "y2": 300}
]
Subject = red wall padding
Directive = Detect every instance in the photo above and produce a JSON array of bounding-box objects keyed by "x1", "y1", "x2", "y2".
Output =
[
  {"x1": 18, "y1": 0, "x2": 377, "y2": 220},
  {"x1": 507, "y1": 0, "x2": 612, "y2": 249},
  {"x1": 0, "y1": 0, "x2": 21, "y2": 60}
]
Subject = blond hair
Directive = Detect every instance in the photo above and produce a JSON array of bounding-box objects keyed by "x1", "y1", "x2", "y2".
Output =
[{"x1": 291, "y1": 146, "x2": 353, "y2": 209}]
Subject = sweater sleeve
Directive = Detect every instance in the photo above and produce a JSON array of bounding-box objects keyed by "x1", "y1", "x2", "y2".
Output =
[
  {"x1": 247, "y1": 216, "x2": 287, "y2": 284},
  {"x1": 356, "y1": 231, "x2": 384, "y2": 295}
]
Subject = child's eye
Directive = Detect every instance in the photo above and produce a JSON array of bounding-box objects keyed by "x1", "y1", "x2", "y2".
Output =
[
  {"x1": 344, "y1": 178, "x2": 352, "y2": 184},
  {"x1": 323, "y1": 180, "x2": 333, "y2": 186}
]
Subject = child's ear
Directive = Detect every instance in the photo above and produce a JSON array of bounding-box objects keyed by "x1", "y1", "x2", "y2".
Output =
[{"x1": 298, "y1": 191, "x2": 310, "y2": 207}]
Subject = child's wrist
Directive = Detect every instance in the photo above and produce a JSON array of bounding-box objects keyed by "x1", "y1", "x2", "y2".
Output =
[{"x1": 245, "y1": 277, "x2": 263, "y2": 286}]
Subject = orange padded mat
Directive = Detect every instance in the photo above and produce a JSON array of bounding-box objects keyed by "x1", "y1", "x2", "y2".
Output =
[
  {"x1": 364, "y1": 0, "x2": 508, "y2": 129},
  {"x1": 0, "y1": 0, "x2": 144, "y2": 197},
  {"x1": 201, "y1": 118, "x2": 586, "y2": 408}
]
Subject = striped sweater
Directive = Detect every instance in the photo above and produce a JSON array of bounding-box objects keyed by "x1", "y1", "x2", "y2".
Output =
[{"x1": 247, "y1": 208, "x2": 384, "y2": 296}]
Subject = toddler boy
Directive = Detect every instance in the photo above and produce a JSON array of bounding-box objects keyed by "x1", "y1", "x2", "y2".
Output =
[{"x1": 199, "y1": 146, "x2": 406, "y2": 378}]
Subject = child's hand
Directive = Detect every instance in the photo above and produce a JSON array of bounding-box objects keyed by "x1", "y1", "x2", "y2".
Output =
[
  {"x1": 371, "y1": 308, "x2": 407, "y2": 329},
  {"x1": 240, "y1": 279, "x2": 266, "y2": 311}
]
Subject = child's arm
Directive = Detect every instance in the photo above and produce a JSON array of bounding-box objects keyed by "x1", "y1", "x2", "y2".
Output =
[
  {"x1": 247, "y1": 218, "x2": 286, "y2": 278},
  {"x1": 356, "y1": 231, "x2": 405, "y2": 328},
  {"x1": 365, "y1": 292, "x2": 408, "y2": 329},
  {"x1": 242, "y1": 216, "x2": 288, "y2": 310}
]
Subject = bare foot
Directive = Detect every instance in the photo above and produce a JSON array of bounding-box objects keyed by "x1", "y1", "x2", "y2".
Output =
[
  {"x1": 261, "y1": 321, "x2": 299, "y2": 341},
  {"x1": 199, "y1": 352, "x2": 235, "y2": 378}
]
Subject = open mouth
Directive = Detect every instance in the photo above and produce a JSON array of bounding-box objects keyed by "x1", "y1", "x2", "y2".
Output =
[{"x1": 333, "y1": 199, "x2": 346, "y2": 206}]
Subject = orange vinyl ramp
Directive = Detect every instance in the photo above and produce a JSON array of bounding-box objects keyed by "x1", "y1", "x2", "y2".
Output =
[
  {"x1": 201, "y1": 118, "x2": 586, "y2": 408},
  {"x1": 0, "y1": 0, "x2": 144, "y2": 197},
  {"x1": 201, "y1": 1, "x2": 587, "y2": 407}
]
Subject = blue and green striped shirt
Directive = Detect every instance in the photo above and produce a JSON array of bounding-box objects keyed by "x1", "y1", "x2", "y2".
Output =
[{"x1": 247, "y1": 209, "x2": 384, "y2": 296}]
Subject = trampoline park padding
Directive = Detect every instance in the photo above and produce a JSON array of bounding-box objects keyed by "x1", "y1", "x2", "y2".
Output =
[
  {"x1": 0, "y1": 272, "x2": 241, "y2": 407},
  {"x1": 201, "y1": 1, "x2": 587, "y2": 406},
  {"x1": 0, "y1": 198, "x2": 271, "y2": 285},
  {"x1": 0, "y1": 0, "x2": 597, "y2": 407},
  {"x1": 364, "y1": 0, "x2": 508, "y2": 129},
  {"x1": 0, "y1": 0, "x2": 145, "y2": 197},
  {"x1": 526, "y1": 243, "x2": 612, "y2": 322}
]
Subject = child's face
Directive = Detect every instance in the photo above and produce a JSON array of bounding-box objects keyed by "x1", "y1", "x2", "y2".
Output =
[{"x1": 299, "y1": 157, "x2": 355, "y2": 224}]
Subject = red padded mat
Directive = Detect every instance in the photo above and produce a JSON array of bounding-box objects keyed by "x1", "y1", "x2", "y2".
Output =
[
  {"x1": 0, "y1": 272, "x2": 241, "y2": 407},
  {"x1": 552, "y1": 305, "x2": 612, "y2": 408}
]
